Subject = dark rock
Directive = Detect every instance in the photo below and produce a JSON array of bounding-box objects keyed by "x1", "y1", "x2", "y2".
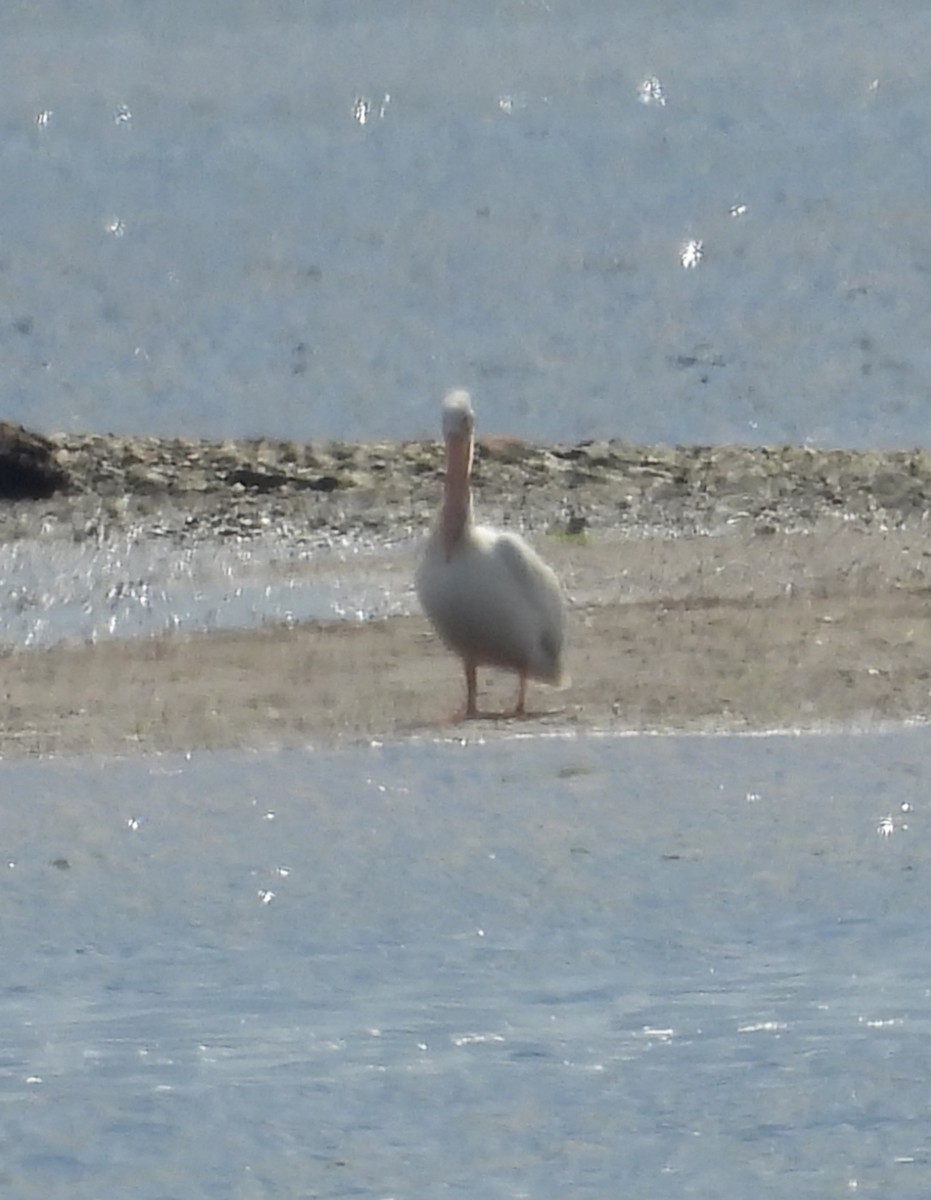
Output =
[
  {"x1": 0, "y1": 422, "x2": 68, "y2": 499},
  {"x1": 307, "y1": 474, "x2": 341, "y2": 493},
  {"x1": 226, "y1": 466, "x2": 290, "y2": 492}
]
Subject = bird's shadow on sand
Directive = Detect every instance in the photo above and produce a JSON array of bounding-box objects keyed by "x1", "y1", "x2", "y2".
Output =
[{"x1": 401, "y1": 706, "x2": 567, "y2": 733}]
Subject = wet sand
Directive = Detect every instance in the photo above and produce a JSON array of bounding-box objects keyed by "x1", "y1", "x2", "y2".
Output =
[{"x1": 3, "y1": 523, "x2": 930, "y2": 758}]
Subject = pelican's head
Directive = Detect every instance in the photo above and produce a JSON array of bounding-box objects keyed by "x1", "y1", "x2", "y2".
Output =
[{"x1": 442, "y1": 389, "x2": 475, "y2": 441}]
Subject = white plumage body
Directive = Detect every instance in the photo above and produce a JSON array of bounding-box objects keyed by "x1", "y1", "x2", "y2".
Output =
[{"x1": 416, "y1": 522, "x2": 565, "y2": 684}]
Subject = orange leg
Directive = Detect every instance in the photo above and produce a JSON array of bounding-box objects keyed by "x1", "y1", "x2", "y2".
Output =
[
  {"x1": 514, "y1": 672, "x2": 527, "y2": 717},
  {"x1": 464, "y1": 660, "x2": 479, "y2": 718},
  {"x1": 457, "y1": 662, "x2": 530, "y2": 720}
]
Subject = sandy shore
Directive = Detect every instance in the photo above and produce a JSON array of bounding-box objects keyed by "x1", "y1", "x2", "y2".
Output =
[{"x1": 2, "y1": 522, "x2": 930, "y2": 758}]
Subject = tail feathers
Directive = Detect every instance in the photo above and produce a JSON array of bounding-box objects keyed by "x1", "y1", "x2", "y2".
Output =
[
  {"x1": 544, "y1": 665, "x2": 571, "y2": 690},
  {"x1": 529, "y1": 653, "x2": 569, "y2": 689},
  {"x1": 531, "y1": 627, "x2": 567, "y2": 687}
]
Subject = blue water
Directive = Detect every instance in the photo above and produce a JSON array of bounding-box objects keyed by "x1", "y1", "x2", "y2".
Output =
[
  {"x1": 3, "y1": 729, "x2": 931, "y2": 1198},
  {"x1": 3, "y1": 2, "x2": 931, "y2": 447}
]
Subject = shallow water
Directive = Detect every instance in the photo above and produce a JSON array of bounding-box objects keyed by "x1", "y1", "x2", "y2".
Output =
[
  {"x1": 0, "y1": 534, "x2": 413, "y2": 647},
  {"x1": 4, "y1": 728, "x2": 930, "y2": 1197}
]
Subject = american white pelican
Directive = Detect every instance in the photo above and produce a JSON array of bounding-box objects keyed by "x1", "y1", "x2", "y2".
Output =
[{"x1": 415, "y1": 389, "x2": 566, "y2": 718}]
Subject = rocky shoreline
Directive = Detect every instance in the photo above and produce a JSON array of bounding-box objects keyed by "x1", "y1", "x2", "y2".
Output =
[{"x1": 1, "y1": 423, "x2": 931, "y2": 545}]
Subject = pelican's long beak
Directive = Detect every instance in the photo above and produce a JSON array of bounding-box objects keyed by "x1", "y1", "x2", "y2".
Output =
[
  {"x1": 441, "y1": 418, "x2": 473, "y2": 559},
  {"x1": 445, "y1": 421, "x2": 473, "y2": 481}
]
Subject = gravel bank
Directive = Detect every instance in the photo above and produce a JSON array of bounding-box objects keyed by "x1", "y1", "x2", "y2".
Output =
[{"x1": 1, "y1": 430, "x2": 929, "y2": 546}]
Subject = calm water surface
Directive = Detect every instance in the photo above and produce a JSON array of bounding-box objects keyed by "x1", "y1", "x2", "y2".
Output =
[
  {"x1": 3, "y1": 728, "x2": 930, "y2": 1197},
  {"x1": 3, "y1": 2, "x2": 931, "y2": 448}
]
